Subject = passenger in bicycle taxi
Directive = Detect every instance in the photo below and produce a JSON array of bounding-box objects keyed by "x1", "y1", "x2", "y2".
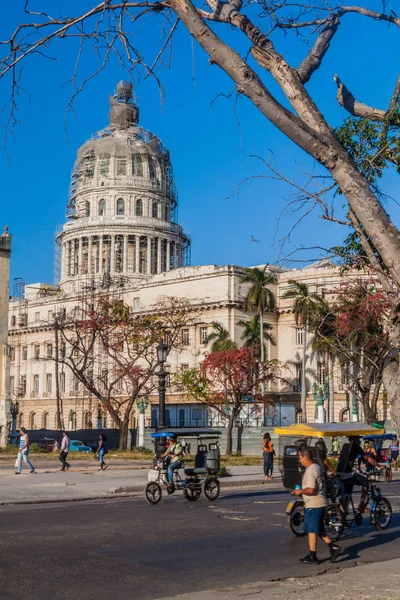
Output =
[
  {"x1": 161, "y1": 435, "x2": 184, "y2": 487},
  {"x1": 337, "y1": 436, "x2": 381, "y2": 513},
  {"x1": 292, "y1": 448, "x2": 341, "y2": 564},
  {"x1": 391, "y1": 435, "x2": 399, "y2": 471}
]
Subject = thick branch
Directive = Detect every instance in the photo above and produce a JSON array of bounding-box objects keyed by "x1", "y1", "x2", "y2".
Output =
[
  {"x1": 298, "y1": 15, "x2": 340, "y2": 84},
  {"x1": 334, "y1": 74, "x2": 387, "y2": 121}
]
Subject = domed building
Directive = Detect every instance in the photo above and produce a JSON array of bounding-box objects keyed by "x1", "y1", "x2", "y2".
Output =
[{"x1": 58, "y1": 80, "x2": 190, "y2": 294}]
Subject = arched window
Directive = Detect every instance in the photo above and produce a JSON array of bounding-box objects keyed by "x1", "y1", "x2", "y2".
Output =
[
  {"x1": 98, "y1": 199, "x2": 106, "y2": 216},
  {"x1": 68, "y1": 411, "x2": 77, "y2": 430},
  {"x1": 29, "y1": 412, "x2": 36, "y2": 429},
  {"x1": 152, "y1": 201, "x2": 158, "y2": 218},
  {"x1": 85, "y1": 201, "x2": 90, "y2": 217},
  {"x1": 136, "y1": 199, "x2": 143, "y2": 217},
  {"x1": 42, "y1": 412, "x2": 49, "y2": 429},
  {"x1": 18, "y1": 413, "x2": 24, "y2": 428},
  {"x1": 116, "y1": 198, "x2": 125, "y2": 216},
  {"x1": 132, "y1": 154, "x2": 143, "y2": 177},
  {"x1": 84, "y1": 412, "x2": 92, "y2": 429}
]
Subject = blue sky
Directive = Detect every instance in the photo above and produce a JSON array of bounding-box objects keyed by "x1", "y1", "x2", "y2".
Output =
[{"x1": 1, "y1": 1, "x2": 399, "y2": 285}]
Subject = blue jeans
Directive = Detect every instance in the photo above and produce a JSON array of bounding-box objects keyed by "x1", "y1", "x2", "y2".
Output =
[
  {"x1": 167, "y1": 461, "x2": 182, "y2": 483},
  {"x1": 263, "y1": 452, "x2": 273, "y2": 477},
  {"x1": 16, "y1": 450, "x2": 35, "y2": 473}
]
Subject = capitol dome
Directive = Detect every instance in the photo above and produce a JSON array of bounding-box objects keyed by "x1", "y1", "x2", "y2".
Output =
[{"x1": 57, "y1": 81, "x2": 190, "y2": 293}]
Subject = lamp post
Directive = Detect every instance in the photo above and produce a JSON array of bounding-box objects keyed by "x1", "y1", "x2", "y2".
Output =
[
  {"x1": 10, "y1": 400, "x2": 19, "y2": 445},
  {"x1": 155, "y1": 341, "x2": 168, "y2": 457},
  {"x1": 137, "y1": 394, "x2": 149, "y2": 448}
]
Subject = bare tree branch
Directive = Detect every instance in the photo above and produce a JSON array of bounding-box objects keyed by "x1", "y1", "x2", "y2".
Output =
[{"x1": 334, "y1": 74, "x2": 388, "y2": 121}]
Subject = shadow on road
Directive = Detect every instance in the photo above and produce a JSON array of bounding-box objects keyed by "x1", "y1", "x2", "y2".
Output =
[{"x1": 221, "y1": 489, "x2": 285, "y2": 501}]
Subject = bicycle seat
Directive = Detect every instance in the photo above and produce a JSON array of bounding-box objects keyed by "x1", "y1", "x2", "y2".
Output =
[{"x1": 184, "y1": 467, "x2": 208, "y2": 475}]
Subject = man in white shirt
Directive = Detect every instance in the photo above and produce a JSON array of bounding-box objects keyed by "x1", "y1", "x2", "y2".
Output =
[
  {"x1": 292, "y1": 447, "x2": 341, "y2": 564},
  {"x1": 59, "y1": 431, "x2": 71, "y2": 472}
]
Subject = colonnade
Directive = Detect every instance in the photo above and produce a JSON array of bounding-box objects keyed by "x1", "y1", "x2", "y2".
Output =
[{"x1": 62, "y1": 233, "x2": 182, "y2": 278}]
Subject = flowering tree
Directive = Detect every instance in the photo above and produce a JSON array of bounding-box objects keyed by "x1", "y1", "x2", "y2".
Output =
[
  {"x1": 313, "y1": 281, "x2": 392, "y2": 423},
  {"x1": 178, "y1": 347, "x2": 284, "y2": 454},
  {"x1": 53, "y1": 294, "x2": 196, "y2": 449}
]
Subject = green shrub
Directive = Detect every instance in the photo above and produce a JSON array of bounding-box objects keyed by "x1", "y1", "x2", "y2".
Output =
[
  {"x1": 134, "y1": 446, "x2": 153, "y2": 455},
  {"x1": 29, "y1": 443, "x2": 46, "y2": 453},
  {"x1": 218, "y1": 466, "x2": 232, "y2": 478}
]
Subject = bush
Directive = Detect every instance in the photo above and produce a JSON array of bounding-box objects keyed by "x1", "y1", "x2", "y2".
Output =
[
  {"x1": 218, "y1": 466, "x2": 232, "y2": 478},
  {"x1": 29, "y1": 443, "x2": 46, "y2": 453},
  {"x1": 134, "y1": 446, "x2": 153, "y2": 455}
]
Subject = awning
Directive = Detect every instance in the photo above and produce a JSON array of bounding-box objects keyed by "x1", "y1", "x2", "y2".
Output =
[{"x1": 274, "y1": 422, "x2": 384, "y2": 437}]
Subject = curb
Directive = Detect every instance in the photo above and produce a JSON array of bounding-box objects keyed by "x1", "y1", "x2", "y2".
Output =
[{"x1": 0, "y1": 477, "x2": 282, "y2": 506}]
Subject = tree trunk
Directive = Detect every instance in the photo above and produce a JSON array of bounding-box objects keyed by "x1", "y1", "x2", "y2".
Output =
[
  {"x1": 329, "y1": 355, "x2": 335, "y2": 423},
  {"x1": 119, "y1": 419, "x2": 130, "y2": 451},
  {"x1": 225, "y1": 412, "x2": 235, "y2": 456},
  {"x1": 384, "y1": 362, "x2": 400, "y2": 435},
  {"x1": 301, "y1": 329, "x2": 307, "y2": 422},
  {"x1": 260, "y1": 309, "x2": 265, "y2": 397}
]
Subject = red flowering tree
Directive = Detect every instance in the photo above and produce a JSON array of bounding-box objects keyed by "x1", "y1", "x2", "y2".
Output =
[
  {"x1": 51, "y1": 294, "x2": 196, "y2": 449},
  {"x1": 313, "y1": 280, "x2": 392, "y2": 423},
  {"x1": 178, "y1": 347, "x2": 284, "y2": 454}
]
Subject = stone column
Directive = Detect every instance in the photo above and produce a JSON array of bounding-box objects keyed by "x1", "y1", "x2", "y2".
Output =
[
  {"x1": 157, "y1": 237, "x2": 162, "y2": 274},
  {"x1": 99, "y1": 236, "x2": 103, "y2": 275},
  {"x1": 166, "y1": 241, "x2": 171, "y2": 271},
  {"x1": 174, "y1": 243, "x2": 179, "y2": 269},
  {"x1": 110, "y1": 234, "x2": 116, "y2": 274},
  {"x1": 78, "y1": 237, "x2": 83, "y2": 275},
  {"x1": 147, "y1": 236, "x2": 152, "y2": 274},
  {"x1": 135, "y1": 235, "x2": 140, "y2": 273},
  {"x1": 123, "y1": 235, "x2": 128, "y2": 273},
  {"x1": 88, "y1": 237, "x2": 93, "y2": 276}
]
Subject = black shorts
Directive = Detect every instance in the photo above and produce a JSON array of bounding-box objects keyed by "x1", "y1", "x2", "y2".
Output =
[{"x1": 342, "y1": 473, "x2": 368, "y2": 494}]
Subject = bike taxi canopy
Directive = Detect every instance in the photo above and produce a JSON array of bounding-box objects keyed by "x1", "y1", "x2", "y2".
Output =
[
  {"x1": 151, "y1": 428, "x2": 222, "y2": 439},
  {"x1": 274, "y1": 422, "x2": 384, "y2": 438}
]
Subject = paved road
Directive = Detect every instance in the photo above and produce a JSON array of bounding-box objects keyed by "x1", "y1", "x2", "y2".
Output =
[{"x1": 1, "y1": 482, "x2": 400, "y2": 600}]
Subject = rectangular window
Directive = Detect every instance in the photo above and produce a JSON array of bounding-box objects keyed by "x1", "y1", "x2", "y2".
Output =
[
  {"x1": 19, "y1": 313, "x2": 27, "y2": 326},
  {"x1": 116, "y1": 158, "x2": 127, "y2": 176},
  {"x1": 200, "y1": 327, "x2": 208, "y2": 345},
  {"x1": 20, "y1": 376, "x2": 27, "y2": 397},
  {"x1": 341, "y1": 366, "x2": 348, "y2": 388},
  {"x1": 11, "y1": 315, "x2": 16, "y2": 326},
  {"x1": 46, "y1": 374, "x2": 52, "y2": 395},
  {"x1": 295, "y1": 327, "x2": 304, "y2": 345},
  {"x1": 22, "y1": 346, "x2": 28, "y2": 361},
  {"x1": 74, "y1": 377, "x2": 79, "y2": 392},
  {"x1": 181, "y1": 329, "x2": 190, "y2": 346},
  {"x1": 148, "y1": 156, "x2": 157, "y2": 180},
  {"x1": 133, "y1": 297, "x2": 139, "y2": 310},
  {"x1": 317, "y1": 362, "x2": 325, "y2": 386},
  {"x1": 9, "y1": 346, "x2": 15, "y2": 362},
  {"x1": 132, "y1": 154, "x2": 143, "y2": 177},
  {"x1": 48, "y1": 310, "x2": 53, "y2": 321},
  {"x1": 99, "y1": 153, "x2": 110, "y2": 176},
  {"x1": 181, "y1": 364, "x2": 189, "y2": 372},
  {"x1": 60, "y1": 372, "x2": 65, "y2": 393},
  {"x1": 10, "y1": 376, "x2": 14, "y2": 396},
  {"x1": 294, "y1": 363, "x2": 302, "y2": 391},
  {"x1": 35, "y1": 312, "x2": 40, "y2": 322},
  {"x1": 34, "y1": 345, "x2": 40, "y2": 359},
  {"x1": 47, "y1": 343, "x2": 53, "y2": 358},
  {"x1": 60, "y1": 343, "x2": 66, "y2": 359},
  {"x1": 33, "y1": 375, "x2": 40, "y2": 396}
]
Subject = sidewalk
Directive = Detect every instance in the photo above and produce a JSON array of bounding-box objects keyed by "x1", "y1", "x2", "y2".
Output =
[
  {"x1": 0, "y1": 463, "x2": 272, "y2": 504},
  {"x1": 155, "y1": 558, "x2": 400, "y2": 600}
]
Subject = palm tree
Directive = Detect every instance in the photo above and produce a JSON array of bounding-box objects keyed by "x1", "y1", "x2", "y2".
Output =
[
  {"x1": 238, "y1": 315, "x2": 276, "y2": 359},
  {"x1": 240, "y1": 266, "x2": 276, "y2": 369},
  {"x1": 205, "y1": 322, "x2": 236, "y2": 352},
  {"x1": 282, "y1": 280, "x2": 324, "y2": 422}
]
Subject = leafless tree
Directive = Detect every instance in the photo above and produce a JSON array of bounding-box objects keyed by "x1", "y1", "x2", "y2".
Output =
[
  {"x1": 51, "y1": 293, "x2": 197, "y2": 449},
  {"x1": 1, "y1": 1, "x2": 400, "y2": 428}
]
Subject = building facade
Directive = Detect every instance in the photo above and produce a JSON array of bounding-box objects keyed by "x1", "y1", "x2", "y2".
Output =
[{"x1": 6, "y1": 82, "x2": 387, "y2": 441}]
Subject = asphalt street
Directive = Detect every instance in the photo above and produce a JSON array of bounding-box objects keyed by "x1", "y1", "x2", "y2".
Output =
[{"x1": 1, "y1": 481, "x2": 400, "y2": 600}]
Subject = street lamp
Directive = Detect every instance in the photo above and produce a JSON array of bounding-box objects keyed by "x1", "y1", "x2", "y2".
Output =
[
  {"x1": 155, "y1": 342, "x2": 169, "y2": 457},
  {"x1": 137, "y1": 394, "x2": 149, "y2": 448},
  {"x1": 10, "y1": 400, "x2": 19, "y2": 445}
]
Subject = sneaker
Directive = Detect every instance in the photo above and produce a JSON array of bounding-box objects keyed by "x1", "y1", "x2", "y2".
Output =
[
  {"x1": 66, "y1": 465, "x2": 70, "y2": 471},
  {"x1": 14, "y1": 472, "x2": 20, "y2": 475},
  {"x1": 30, "y1": 470, "x2": 37, "y2": 474},
  {"x1": 299, "y1": 554, "x2": 319, "y2": 564},
  {"x1": 330, "y1": 545, "x2": 341, "y2": 562}
]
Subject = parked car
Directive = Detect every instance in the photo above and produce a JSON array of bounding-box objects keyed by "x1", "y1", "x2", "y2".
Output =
[
  {"x1": 38, "y1": 438, "x2": 56, "y2": 452},
  {"x1": 69, "y1": 440, "x2": 92, "y2": 453}
]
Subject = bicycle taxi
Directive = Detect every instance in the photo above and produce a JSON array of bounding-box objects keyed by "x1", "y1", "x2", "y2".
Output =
[
  {"x1": 363, "y1": 433, "x2": 396, "y2": 482},
  {"x1": 144, "y1": 428, "x2": 221, "y2": 505},
  {"x1": 274, "y1": 421, "x2": 392, "y2": 540}
]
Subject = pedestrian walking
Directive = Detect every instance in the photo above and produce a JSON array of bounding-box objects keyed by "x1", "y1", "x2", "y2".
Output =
[
  {"x1": 262, "y1": 433, "x2": 275, "y2": 482},
  {"x1": 59, "y1": 431, "x2": 71, "y2": 472},
  {"x1": 15, "y1": 427, "x2": 36, "y2": 475},
  {"x1": 391, "y1": 435, "x2": 399, "y2": 471},
  {"x1": 292, "y1": 447, "x2": 341, "y2": 564},
  {"x1": 96, "y1": 434, "x2": 108, "y2": 471}
]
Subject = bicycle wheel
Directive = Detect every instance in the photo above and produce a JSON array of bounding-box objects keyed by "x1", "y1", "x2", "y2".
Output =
[
  {"x1": 145, "y1": 482, "x2": 162, "y2": 505},
  {"x1": 324, "y1": 504, "x2": 345, "y2": 541},
  {"x1": 385, "y1": 467, "x2": 393, "y2": 483},
  {"x1": 184, "y1": 478, "x2": 202, "y2": 501},
  {"x1": 288, "y1": 502, "x2": 306, "y2": 537},
  {"x1": 372, "y1": 497, "x2": 392, "y2": 529},
  {"x1": 204, "y1": 477, "x2": 220, "y2": 501}
]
